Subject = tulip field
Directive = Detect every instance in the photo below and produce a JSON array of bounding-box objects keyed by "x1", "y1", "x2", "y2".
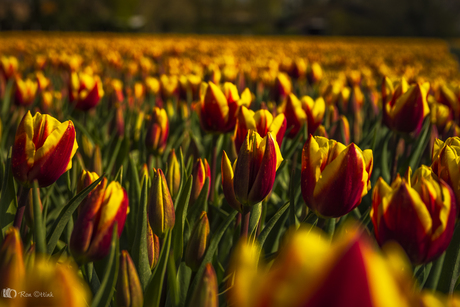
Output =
[{"x1": 2, "y1": 33, "x2": 460, "y2": 307}]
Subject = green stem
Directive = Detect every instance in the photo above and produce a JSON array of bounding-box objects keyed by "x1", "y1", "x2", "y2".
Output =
[
  {"x1": 13, "y1": 186, "x2": 30, "y2": 229},
  {"x1": 326, "y1": 218, "x2": 336, "y2": 240},
  {"x1": 425, "y1": 253, "x2": 446, "y2": 290},
  {"x1": 241, "y1": 207, "x2": 251, "y2": 240}
]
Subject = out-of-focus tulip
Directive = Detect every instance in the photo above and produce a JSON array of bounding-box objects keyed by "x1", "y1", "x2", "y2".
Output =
[
  {"x1": 329, "y1": 115, "x2": 351, "y2": 145},
  {"x1": 272, "y1": 73, "x2": 292, "y2": 102},
  {"x1": 233, "y1": 106, "x2": 286, "y2": 154},
  {"x1": 111, "y1": 107, "x2": 125, "y2": 138},
  {"x1": 77, "y1": 170, "x2": 99, "y2": 194},
  {"x1": 307, "y1": 62, "x2": 323, "y2": 84},
  {"x1": 167, "y1": 149, "x2": 181, "y2": 199},
  {"x1": 0, "y1": 55, "x2": 18, "y2": 79},
  {"x1": 116, "y1": 251, "x2": 144, "y2": 307},
  {"x1": 35, "y1": 71, "x2": 50, "y2": 91},
  {"x1": 314, "y1": 125, "x2": 328, "y2": 138},
  {"x1": 145, "y1": 107, "x2": 169, "y2": 156},
  {"x1": 70, "y1": 72, "x2": 104, "y2": 111},
  {"x1": 190, "y1": 158, "x2": 211, "y2": 205},
  {"x1": 145, "y1": 77, "x2": 160, "y2": 96},
  {"x1": 195, "y1": 82, "x2": 251, "y2": 133},
  {"x1": 438, "y1": 84, "x2": 460, "y2": 120},
  {"x1": 14, "y1": 77, "x2": 38, "y2": 106},
  {"x1": 301, "y1": 135, "x2": 373, "y2": 217},
  {"x1": 160, "y1": 74, "x2": 179, "y2": 100},
  {"x1": 70, "y1": 178, "x2": 129, "y2": 263},
  {"x1": 420, "y1": 291, "x2": 460, "y2": 307},
  {"x1": 147, "y1": 222, "x2": 160, "y2": 270},
  {"x1": 189, "y1": 263, "x2": 218, "y2": 307},
  {"x1": 429, "y1": 96, "x2": 451, "y2": 133},
  {"x1": 432, "y1": 137, "x2": 460, "y2": 212},
  {"x1": 148, "y1": 168, "x2": 175, "y2": 238},
  {"x1": 382, "y1": 77, "x2": 430, "y2": 133},
  {"x1": 229, "y1": 130, "x2": 283, "y2": 207},
  {"x1": 134, "y1": 111, "x2": 145, "y2": 142},
  {"x1": 12, "y1": 111, "x2": 78, "y2": 188},
  {"x1": 185, "y1": 211, "x2": 210, "y2": 271},
  {"x1": 371, "y1": 166, "x2": 456, "y2": 264},
  {"x1": 0, "y1": 227, "x2": 25, "y2": 291}
]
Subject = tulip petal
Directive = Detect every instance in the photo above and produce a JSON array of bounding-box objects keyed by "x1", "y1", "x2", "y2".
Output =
[
  {"x1": 221, "y1": 151, "x2": 242, "y2": 212},
  {"x1": 12, "y1": 111, "x2": 36, "y2": 184}
]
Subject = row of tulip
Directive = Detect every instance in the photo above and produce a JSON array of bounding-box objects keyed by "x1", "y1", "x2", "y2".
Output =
[{"x1": 1, "y1": 34, "x2": 460, "y2": 307}]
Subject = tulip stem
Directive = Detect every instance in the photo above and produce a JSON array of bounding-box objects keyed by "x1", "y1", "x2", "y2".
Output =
[
  {"x1": 425, "y1": 252, "x2": 446, "y2": 290},
  {"x1": 241, "y1": 207, "x2": 251, "y2": 239},
  {"x1": 13, "y1": 186, "x2": 30, "y2": 229},
  {"x1": 390, "y1": 133, "x2": 401, "y2": 182},
  {"x1": 209, "y1": 135, "x2": 218, "y2": 204}
]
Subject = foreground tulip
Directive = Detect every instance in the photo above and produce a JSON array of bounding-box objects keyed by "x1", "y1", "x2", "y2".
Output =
[
  {"x1": 148, "y1": 168, "x2": 175, "y2": 237},
  {"x1": 233, "y1": 106, "x2": 286, "y2": 154},
  {"x1": 70, "y1": 71, "x2": 104, "y2": 111},
  {"x1": 12, "y1": 111, "x2": 78, "y2": 188},
  {"x1": 0, "y1": 227, "x2": 25, "y2": 291},
  {"x1": 70, "y1": 178, "x2": 129, "y2": 263},
  {"x1": 230, "y1": 130, "x2": 283, "y2": 207},
  {"x1": 185, "y1": 211, "x2": 210, "y2": 271},
  {"x1": 145, "y1": 107, "x2": 169, "y2": 156},
  {"x1": 14, "y1": 77, "x2": 38, "y2": 106},
  {"x1": 189, "y1": 263, "x2": 218, "y2": 307},
  {"x1": 382, "y1": 77, "x2": 430, "y2": 133},
  {"x1": 195, "y1": 81, "x2": 250, "y2": 133},
  {"x1": 371, "y1": 166, "x2": 456, "y2": 264},
  {"x1": 301, "y1": 135, "x2": 373, "y2": 217},
  {"x1": 116, "y1": 251, "x2": 144, "y2": 307},
  {"x1": 190, "y1": 158, "x2": 211, "y2": 206},
  {"x1": 432, "y1": 137, "x2": 460, "y2": 212}
]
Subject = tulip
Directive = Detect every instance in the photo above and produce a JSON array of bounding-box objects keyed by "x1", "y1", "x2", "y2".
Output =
[
  {"x1": 14, "y1": 77, "x2": 38, "y2": 106},
  {"x1": 329, "y1": 115, "x2": 351, "y2": 145},
  {"x1": 185, "y1": 211, "x2": 210, "y2": 271},
  {"x1": 116, "y1": 251, "x2": 144, "y2": 307},
  {"x1": 229, "y1": 130, "x2": 283, "y2": 207},
  {"x1": 70, "y1": 178, "x2": 129, "y2": 263},
  {"x1": 77, "y1": 170, "x2": 100, "y2": 194},
  {"x1": 69, "y1": 71, "x2": 104, "y2": 111},
  {"x1": 371, "y1": 166, "x2": 456, "y2": 264},
  {"x1": 160, "y1": 74, "x2": 179, "y2": 100},
  {"x1": 307, "y1": 62, "x2": 323, "y2": 84},
  {"x1": 271, "y1": 73, "x2": 292, "y2": 102},
  {"x1": 35, "y1": 71, "x2": 50, "y2": 91},
  {"x1": 147, "y1": 222, "x2": 160, "y2": 270},
  {"x1": 233, "y1": 106, "x2": 286, "y2": 154},
  {"x1": 195, "y1": 81, "x2": 251, "y2": 133},
  {"x1": 12, "y1": 111, "x2": 78, "y2": 188},
  {"x1": 438, "y1": 84, "x2": 460, "y2": 120},
  {"x1": 145, "y1": 77, "x2": 160, "y2": 96},
  {"x1": 382, "y1": 77, "x2": 430, "y2": 133},
  {"x1": 301, "y1": 135, "x2": 373, "y2": 218},
  {"x1": 0, "y1": 55, "x2": 18, "y2": 79},
  {"x1": 148, "y1": 168, "x2": 175, "y2": 237},
  {"x1": 145, "y1": 107, "x2": 169, "y2": 156},
  {"x1": 189, "y1": 263, "x2": 218, "y2": 307},
  {"x1": 167, "y1": 149, "x2": 181, "y2": 199},
  {"x1": 432, "y1": 137, "x2": 460, "y2": 212},
  {"x1": 190, "y1": 158, "x2": 211, "y2": 206},
  {"x1": 0, "y1": 227, "x2": 25, "y2": 291}
]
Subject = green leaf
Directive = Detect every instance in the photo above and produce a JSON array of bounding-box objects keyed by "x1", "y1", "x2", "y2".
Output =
[
  {"x1": 437, "y1": 223, "x2": 460, "y2": 293},
  {"x1": 407, "y1": 118, "x2": 431, "y2": 171},
  {"x1": 131, "y1": 175, "x2": 151, "y2": 290},
  {"x1": 0, "y1": 148, "x2": 17, "y2": 239},
  {"x1": 113, "y1": 165, "x2": 123, "y2": 186},
  {"x1": 91, "y1": 224, "x2": 119, "y2": 307},
  {"x1": 173, "y1": 175, "x2": 193, "y2": 263},
  {"x1": 176, "y1": 262, "x2": 192, "y2": 307},
  {"x1": 188, "y1": 177, "x2": 209, "y2": 226},
  {"x1": 106, "y1": 138, "x2": 123, "y2": 177},
  {"x1": 127, "y1": 154, "x2": 142, "y2": 241},
  {"x1": 380, "y1": 132, "x2": 392, "y2": 183},
  {"x1": 258, "y1": 201, "x2": 289, "y2": 248},
  {"x1": 249, "y1": 203, "x2": 262, "y2": 237},
  {"x1": 46, "y1": 175, "x2": 105, "y2": 254},
  {"x1": 186, "y1": 211, "x2": 238, "y2": 304},
  {"x1": 144, "y1": 230, "x2": 172, "y2": 307},
  {"x1": 1, "y1": 79, "x2": 13, "y2": 118},
  {"x1": 32, "y1": 181, "x2": 46, "y2": 254},
  {"x1": 167, "y1": 253, "x2": 179, "y2": 307}
]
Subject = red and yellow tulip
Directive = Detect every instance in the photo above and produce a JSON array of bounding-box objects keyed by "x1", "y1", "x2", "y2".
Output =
[
  {"x1": 70, "y1": 71, "x2": 104, "y2": 111},
  {"x1": 145, "y1": 107, "x2": 169, "y2": 156},
  {"x1": 148, "y1": 168, "x2": 175, "y2": 237}
]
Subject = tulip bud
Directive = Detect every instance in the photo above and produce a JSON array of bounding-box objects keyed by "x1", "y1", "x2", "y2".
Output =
[
  {"x1": 116, "y1": 250, "x2": 144, "y2": 307},
  {"x1": 167, "y1": 149, "x2": 181, "y2": 199},
  {"x1": 69, "y1": 72, "x2": 104, "y2": 111},
  {"x1": 14, "y1": 77, "x2": 38, "y2": 106},
  {"x1": 280, "y1": 93, "x2": 306, "y2": 138},
  {"x1": 189, "y1": 263, "x2": 218, "y2": 307},
  {"x1": 190, "y1": 158, "x2": 211, "y2": 206},
  {"x1": 147, "y1": 222, "x2": 160, "y2": 270},
  {"x1": 301, "y1": 135, "x2": 373, "y2": 217},
  {"x1": 145, "y1": 107, "x2": 169, "y2": 156},
  {"x1": 70, "y1": 178, "x2": 129, "y2": 263},
  {"x1": 439, "y1": 84, "x2": 460, "y2": 120},
  {"x1": 0, "y1": 55, "x2": 18, "y2": 79},
  {"x1": 35, "y1": 71, "x2": 50, "y2": 91},
  {"x1": 307, "y1": 62, "x2": 323, "y2": 84},
  {"x1": 0, "y1": 227, "x2": 25, "y2": 291},
  {"x1": 148, "y1": 168, "x2": 175, "y2": 237},
  {"x1": 185, "y1": 211, "x2": 210, "y2": 271},
  {"x1": 12, "y1": 111, "x2": 78, "y2": 188},
  {"x1": 77, "y1": 170, "x2": 100, "y2": 194},
  {"x1": 371, "y1": 166, "x2": 456, "y2": 264},
  {"x1": 271, "y1": 73, "x2": 292, "y2": 103},
  {"x1": 233, "y1": 130, "x2": 283, "y2": 207}
]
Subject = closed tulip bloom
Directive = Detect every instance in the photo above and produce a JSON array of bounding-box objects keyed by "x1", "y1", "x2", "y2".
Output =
[
  {"x1": 438, "y1": 84, "x2": 460, "y2": 120},
  {"x1": 432, "y1": 137, "x2": 460, "y2": 212},
  {"x1": 190, "y1": 158, "x2": 211, "y2": 205},
  {"x1": 12, "y1": 111, "x2": 78, "y2": 188},
  {"x1": 14, "y1": 77, "x2": 38, "y2": 106},
  {"x1": 371, "y1": 166, "x2": 456, "y2": 264},
  {"x1": 0, "y1": 55, "x2": 18, "y2": 79},
  {"x1": 382, "y1": 77, "x2": 430, "y2": 133},
  {"x1": 35, "y1": 71, "x2": 50, "y2": 91},
  {"x1": 307, "y1": 62, "x2": 323, "y2": 84},
  {"x1": 70, "y1": 72, "x2": 104, "y2": 111},
  {"x1": 233, "y1": 106, "x2": 286, "y2": 154},
  {"x1": 0, "y1": 227, "x2": 25, "y2": 291},
  {"x1": 271, "y1": 73, "x2": 292, "y2": 102},
  {"x1": 148, "y1": 169, "x2": 175, "y2": 237},
  {"x1": 195, "y1": 82, "x2": 250, "y2": 133},
  {"x1": 301, "y1": 135, "x2": 373, "y2": 218},
  {"x1": 116, "y1": 251, "x2": 144, "y2": 307},
  {"x1": 189, "y1": 263, "x2": 218, "y2": 307},
  {"x1": 77, "y1": 170, "x2": 100, "y2": 193},
  {"x1": 232, "y1": 130, "x2": 283, "y2": 207},
  {"x1": 221, "y1": 151, "x2": 243, "y2": 212},
  {"x1": 70, "y1": 178, "x2": 129, "y2": 263},
  {"x1": 145, "y1": 107, "x2": 169, "y2": 156},
  {"x1": 145, "y1": 77, "x2": 160, "y2": 96},
  {"x1": 167, "y1": 149, "x2": 181, "y2": 199},
  {"x1": 185, "y1": 211, "x2": 210, "y2": 271},
  {"x1": 147, "y1": 222, "x2": 160, "y2": 270},
  {"x1": 280, "y1": 93, "x2": 306, "y2": 138}
]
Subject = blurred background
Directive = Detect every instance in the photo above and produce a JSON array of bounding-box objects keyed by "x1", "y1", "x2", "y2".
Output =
[{"x1": 1, "y1": 0, "x2": 460, "y2": 36}]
